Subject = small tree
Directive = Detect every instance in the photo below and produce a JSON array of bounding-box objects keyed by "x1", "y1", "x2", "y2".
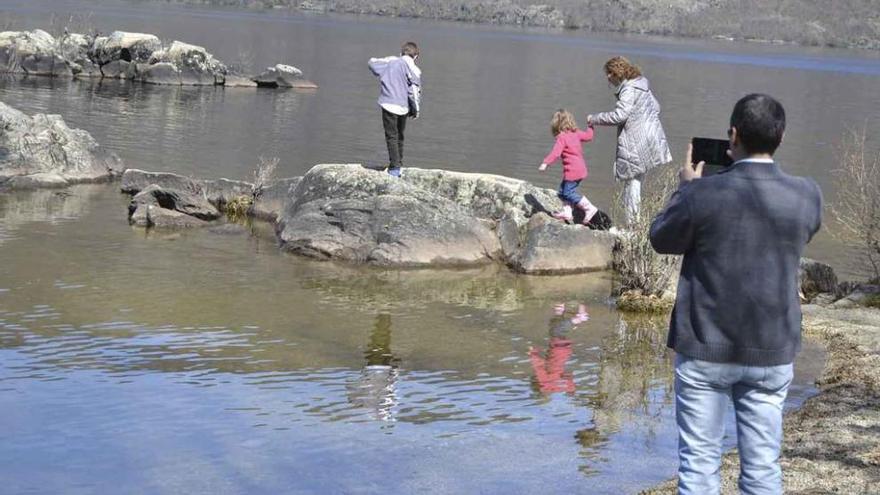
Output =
[
  {"x1": 612, "y1": 164, "x2": 682, "y2": 308},
  {"x1": 831, "y1": 128, "x2": 880, "y2": 283}
]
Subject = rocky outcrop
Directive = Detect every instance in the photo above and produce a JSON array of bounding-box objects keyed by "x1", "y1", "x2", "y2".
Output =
[
  {"x1": 276, "y1": 164, "x2": 615, "y2": 272},
  {"x1": 119, "y1": 164, "x2": 616, "y2": 272},
  {"x1": 277, "y1": 166, "x2": 502, "y2": 267},
  {"x1": 0, "y1": 102, "x2": 123, "y2": 189},
  {"x1": 0, "y1": 29, "x2": 317, "y2": 88},
  {"x1": 121, "y1": 168, "x2": 256, "y2": 228},
  {"x1": 148, "y1": 41, "x2": 226, "y2": 86}
]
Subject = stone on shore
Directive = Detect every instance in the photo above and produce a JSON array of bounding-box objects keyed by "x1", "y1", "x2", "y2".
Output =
[
  {"x1": 799, "y1": 258, "x2": 839, "y2": 301},
  {"x1": 0, "y1": 102, "x2": 123, "y2": 189}
]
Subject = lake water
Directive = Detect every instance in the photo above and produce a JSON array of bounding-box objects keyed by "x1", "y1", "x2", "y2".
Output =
[{"x1": 0, "y1": 0, "x2": 866, "y2": 493}]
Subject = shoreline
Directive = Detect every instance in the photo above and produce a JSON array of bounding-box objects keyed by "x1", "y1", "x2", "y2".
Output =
[
  {"x1": 157, "y1": 0, "x2": 880, "y2": 52},
  {"x1": 641, "y1": 305, "x2": 880, "y2": 494}
]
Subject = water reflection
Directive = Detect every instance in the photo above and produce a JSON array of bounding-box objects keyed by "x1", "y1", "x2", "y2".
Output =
[
  {"x1": 528, "y1": 303, "x2": 589, "y2": 397},
  {"x1": 347, "y1": 313, "x2": 399, "y2": 422},
  {"x1": 0, "y1": 185, "x2": 104, "y2": 245}
]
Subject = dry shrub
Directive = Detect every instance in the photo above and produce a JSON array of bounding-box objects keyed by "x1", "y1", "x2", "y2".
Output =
[
  {"x1": 252, "y1": 155, "x2": 279, "y2": 199},
  {"x1": 831, "y1": 128, "x2": 880, "y2": 283},
  {"x1": 225, "y1": 195, "x2": 252, "y2": 222},
  {"x1": 612, "y1": 164, "x2": 682, "y2": 301}
]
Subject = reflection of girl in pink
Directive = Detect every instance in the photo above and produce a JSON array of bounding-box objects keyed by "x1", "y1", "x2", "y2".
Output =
[{"x1": 529, "y1": 303, "x2": 589, "y2": 395}]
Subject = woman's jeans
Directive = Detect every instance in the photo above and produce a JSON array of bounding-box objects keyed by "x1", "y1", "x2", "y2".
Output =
[
  {"x1": 675, "y1": 354, "x2": 793, "y2": 495},
  {"x1": 622, "y1": 174, "x2": 643, "y2": 225},
  {"x1": 557, "y1": 180, "x2": 583, "y2": 204}
]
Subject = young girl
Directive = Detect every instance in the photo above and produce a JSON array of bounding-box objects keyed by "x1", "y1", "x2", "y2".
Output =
[{"x1": 539, "y1": 109, "x2": 599, "y2": 224}]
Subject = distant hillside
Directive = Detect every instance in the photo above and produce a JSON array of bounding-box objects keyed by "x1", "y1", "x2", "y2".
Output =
[{"x1": 158, "y1": 0, "x2": 880, "y2": 50}]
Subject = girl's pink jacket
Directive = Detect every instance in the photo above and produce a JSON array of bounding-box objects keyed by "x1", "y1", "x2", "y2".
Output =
[{"x1": 542, "y1": 128, "x2": 594, "y2": 181}]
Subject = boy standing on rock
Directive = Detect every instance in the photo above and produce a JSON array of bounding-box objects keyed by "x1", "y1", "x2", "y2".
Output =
[{"x1": 369, "y1": 41, "x2": 422, "y2": 177}]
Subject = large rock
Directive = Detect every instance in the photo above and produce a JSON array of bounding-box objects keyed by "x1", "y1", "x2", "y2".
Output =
[
  {"x1": 148, "y1": 41, "x2": 226, "y2": 86},
  {"x1": 0, "y1": 30, "x2": 57, "y2": 73},
  {"x1": 121, "y1": 168, "x2": 202, "y2": 195},
  {"x1": 91, "y1": 31, "x2": 161, "y2": 65},
  {"x1": 277, "y1": 164, "x2": 501, "y2": 266},
  {"x1": 508, "y1": 214, "x2": 616, "y2": 274},
  {"x1": 120, "y1": 169, "x2": 253, "y2": 207},
  {"x1": 100, "y1": 59, "x2": 136, "y2": 79},
  {"x1": 799, "y1": 258, "x2": 839, "y2": 300},
  {"x1": 139, "y1": 62, "x2": 180, "y2": 85},
  {"x1": 254, "y1": 64, "x2": 317, "y2": 88},
  {"x1": 0, "y1": 102, "x2": 123, "y2": 188},
  {"x1": 58, "y1": 33, "x2": 100, "y2": 78},
  {"x1": 400, "y1": 168, "x2": 560, "y2": 226},
  {"x1": 128, "y1": 183, "x2": 220, "y2": 221}
]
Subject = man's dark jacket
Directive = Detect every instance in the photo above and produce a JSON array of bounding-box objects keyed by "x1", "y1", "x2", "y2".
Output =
[{"x1": 650, "y1": 160, "x2": 822, "y2": 366}]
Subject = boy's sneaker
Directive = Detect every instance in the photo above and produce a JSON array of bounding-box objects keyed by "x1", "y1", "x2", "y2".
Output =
[{"x1": 387, "y1": 167, "x2": 402, "y2": 177}]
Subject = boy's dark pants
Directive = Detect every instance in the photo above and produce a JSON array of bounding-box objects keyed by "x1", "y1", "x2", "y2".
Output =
[{"x1": 382, "y1": 108, "x2": 407, "y2": 169}]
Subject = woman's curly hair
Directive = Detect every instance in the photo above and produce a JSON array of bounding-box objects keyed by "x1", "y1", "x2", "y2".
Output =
[{"x1": 604, "y1": 56, "x2": 642, "y2": 83}]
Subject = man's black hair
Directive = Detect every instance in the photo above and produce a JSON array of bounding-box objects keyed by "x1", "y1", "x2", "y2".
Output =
[{"x1": 730, "y1": 94, "x2": 786, "y2": 155}]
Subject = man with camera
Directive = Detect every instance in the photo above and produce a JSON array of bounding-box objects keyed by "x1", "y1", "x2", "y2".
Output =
[{"x1": 650, "y1": 94, "x2": 823, "y2": 494}]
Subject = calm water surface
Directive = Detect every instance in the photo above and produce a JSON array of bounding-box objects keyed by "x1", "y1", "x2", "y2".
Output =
[{"x1": 0, "y1": 1, "x2": 857, "y2": 493}]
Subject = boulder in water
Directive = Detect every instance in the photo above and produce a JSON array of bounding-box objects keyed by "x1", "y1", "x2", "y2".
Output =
[
  {"x1": 0, "y1": 102, "x2": 123, "y2": 189},
  {"x1": 254, "y1": 63, "x2": 317, "y2": 88},
  {"x1": 91, "y1": 31, "x2": 161, "y2": 65}
]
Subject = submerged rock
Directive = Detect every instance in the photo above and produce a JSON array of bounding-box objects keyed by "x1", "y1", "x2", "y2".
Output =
[{"x1": 0, "y1": 102, "x2": 123, "y2": 189}]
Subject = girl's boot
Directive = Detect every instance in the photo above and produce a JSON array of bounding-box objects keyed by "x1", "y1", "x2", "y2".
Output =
[
  {"x1": 551, "y1": 203, "x2": 574, "y2": 223},
  {"x1": 576, "y1": 197, "x2": 598, "y2": 225}
]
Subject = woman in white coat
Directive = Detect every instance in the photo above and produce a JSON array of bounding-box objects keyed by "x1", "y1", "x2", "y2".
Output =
[{"x1": 588, "y1": 56, "x2": 672, "y2": 225}]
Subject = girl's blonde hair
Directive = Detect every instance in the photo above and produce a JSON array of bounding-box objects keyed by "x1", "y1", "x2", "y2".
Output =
[
  {"x1": 551, "y1": 109, "x2": 578, "y2": 136},
  {"x1": 604, "y1": 56, "x2": 642, "y2": 84}
]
